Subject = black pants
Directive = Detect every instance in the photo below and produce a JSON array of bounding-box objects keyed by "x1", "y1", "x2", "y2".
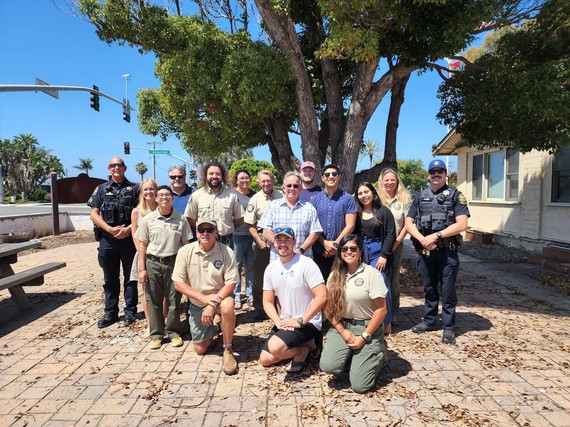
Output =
[{"x1": 97, "y1": 233, "x2": 138, "y2": 317}]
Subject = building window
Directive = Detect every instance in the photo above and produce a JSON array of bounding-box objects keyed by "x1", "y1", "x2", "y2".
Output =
[
  {"x1": 551, "y1": 147, "x2": 570, "y2": 203},
  {"x1": 471, "y1": 149, "x2": 519, "y2": 201}
]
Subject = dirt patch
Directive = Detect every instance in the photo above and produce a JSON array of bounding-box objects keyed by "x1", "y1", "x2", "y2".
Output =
[{"x1": 22, "y1": 230, "x2": 95, "y2": 254}]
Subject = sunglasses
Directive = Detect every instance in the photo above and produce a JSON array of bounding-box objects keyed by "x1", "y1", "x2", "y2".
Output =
[
  {"x1": 285, "y1": 184, "x2": 300, "y2": 189},
  {"x1": 274, "y1": 227, "x2": 293, "y2": 235},
  {"x1": 169, "y1": 175, "x2": 184, "y2": 179},
  {"x1": 429, "y1": 169, "x2": 445, "y2": 175},
  {"x1": 323, "y1": 171, "x2": 339, "y2": 178},
  {"x1": 108, "y1": 163, "x2": 125, "y2": 168},
  {"x1": 197, "y1": 226, "x2": 216, "y2": 234},
  {"x1": 341, "y1": 246, "x2": 359, "y2": 253}
]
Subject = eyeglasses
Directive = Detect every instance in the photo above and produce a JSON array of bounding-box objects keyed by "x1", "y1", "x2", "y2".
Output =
[
  {"x1": 285, "y1": 184, "x2": 300, "y2": 189},
  {"x1": 156, "y1": 193, "x2": 173, "y2": 199},
  {"x1": 108, "y1": 163, "x2": 125, "y2": 168},
  {"x1": 323, "y1": 171, "x2": 339, "y2": 178},
  {"x1": 169, "y1": 175, "x2": 184, "y2": 180},
  {"x1": 274, "y1": 227, "x2": 293, "y2": 235},
  {"x1": 341, "y1": 246, "x2": 359, "y2": 253},
  {"x1": 429, "y1": 169, "x2": 445, "y2": 175},
  {"x1": 197, "y1": 226, "x2": 216, "y2": 234}
]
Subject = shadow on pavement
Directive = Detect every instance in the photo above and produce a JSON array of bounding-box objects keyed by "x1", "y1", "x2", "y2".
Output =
[{"x1": 0, "y1": 290, "x2": 82, "y2": 338}]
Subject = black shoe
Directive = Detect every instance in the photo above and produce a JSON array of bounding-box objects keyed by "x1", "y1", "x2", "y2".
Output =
[
  {"x1": 123, "y1": 315, "x2": 136, "y2": 326},
  {"x1": 411, "y1": 322, "x2": 438, "y2": 333},
  {"x1": 442, "y1": 329, "x2": 456, "y2": 345},
  {"x1": 97, "y1": 315, "x2": 118, "y2": 329}
]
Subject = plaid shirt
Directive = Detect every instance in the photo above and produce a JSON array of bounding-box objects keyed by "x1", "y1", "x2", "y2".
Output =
[{"x1": 258, "y1": 198, "x2": 323, "y2": 261}]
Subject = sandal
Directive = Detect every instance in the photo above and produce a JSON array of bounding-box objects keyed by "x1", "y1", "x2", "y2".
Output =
[{"x1": 286, "y1": 359, "x2": 306, "y2": 373}]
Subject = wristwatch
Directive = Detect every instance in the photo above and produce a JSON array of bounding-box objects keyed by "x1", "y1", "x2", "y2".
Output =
[
  {"x1": 361, "y1": 332, "x2": 372, "y2": 342},
  {"x1": 298, "y1": 247, "x2": 306, "y2": 254},
  {"x1": 436, "y1": 231, "x2": 443, "y2": 239},
  {"x1": 297, "y1": 317, "x2": 305, "y2": 328}
]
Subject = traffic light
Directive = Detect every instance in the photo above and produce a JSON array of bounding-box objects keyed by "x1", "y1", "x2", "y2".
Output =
[
  {"x1": 124, "y1": 142, "x2": 130, "y2": 155},
  {"x1": 90, "y1": 85, "x2": 100, "y2": 111},
  {"x1": 122, "y1": 99, "x2": 131, "y2": 123}
]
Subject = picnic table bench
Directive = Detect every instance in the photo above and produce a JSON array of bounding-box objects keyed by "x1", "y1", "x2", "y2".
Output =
[{"x1": 0, "y1": 240, "x2": 66, "y2": 309}]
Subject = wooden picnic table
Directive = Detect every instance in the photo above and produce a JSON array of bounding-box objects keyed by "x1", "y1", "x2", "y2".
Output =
[{"x1": 0, "y1": 240, "x2": 66, "y2": 309}]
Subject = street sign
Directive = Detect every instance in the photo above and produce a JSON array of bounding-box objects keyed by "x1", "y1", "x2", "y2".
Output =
[
  {"x1": 149, "y1": 149, "x2": 171, "y2": 154},
  {"x1": 35, "y1": 78, "x2": 59, "y2": 99}
]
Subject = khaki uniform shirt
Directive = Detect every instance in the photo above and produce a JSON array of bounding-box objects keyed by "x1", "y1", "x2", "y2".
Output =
[
  {"x1": 172, "y1": 241, "x2": 239, "y2": 307},
  {"x1": 184, "y1": 186, "x2": 243, "y2": 236},
  {"x1": 134, "y1": 208, "x2": 193, "y2": 257},
  {"x1": 386, "y1": 198, "x2": 410, "y2": 236},
  {"x1": 334, "y1": 263, "x2": 388, "y2": 320},
  {"x1": 244, "y1": 189, "x2": 283, "y2": 226}
]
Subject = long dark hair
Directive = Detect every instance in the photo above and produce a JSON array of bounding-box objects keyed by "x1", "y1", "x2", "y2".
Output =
[
  {"x1": 354, "y1": 181, "x2": 384, "y2": 227},
  {"x1": 324, "y1": 234, "x2": 364, "y2": 322}
]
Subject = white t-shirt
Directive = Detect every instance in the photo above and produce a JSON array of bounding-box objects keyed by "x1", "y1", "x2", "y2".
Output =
[{"x1": 263, "y1": 253, "x2": 325, "y2": 330}]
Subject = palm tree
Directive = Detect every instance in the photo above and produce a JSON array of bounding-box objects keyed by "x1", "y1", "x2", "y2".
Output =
[
  {"x1": 359, "y1": 139, "x2": 383, "y2": 169},
  {"x1": 135, "y1": 162, "x2": 148, "y2": 180},
  {"x1": 73, "y1": 158, "x2": 94, "y2": 176}
]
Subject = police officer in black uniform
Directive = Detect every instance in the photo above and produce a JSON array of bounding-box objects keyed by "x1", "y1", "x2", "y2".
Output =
[
  {"x1": 405, "y1": 159, "x2": 470, "y2": 344},
  {"x1": 88, "y1": 157, "x2": 139, "y2": 328}
]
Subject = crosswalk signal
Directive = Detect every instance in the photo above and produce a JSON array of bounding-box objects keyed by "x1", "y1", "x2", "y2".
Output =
[
  {"x1": 122, "y1": 99, "x2": 131, "y2": 123},
  {"x1": 124, "y1": 142, "x2": 130, "y2": 155},
  {"x1": 90, "y1": 85, "x2": 100, "y2": 111}
]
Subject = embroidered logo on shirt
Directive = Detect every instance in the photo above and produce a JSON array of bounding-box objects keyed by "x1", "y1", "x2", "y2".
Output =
[
  {"x1": 170, "y1": 223, "x2": 179, "y2": 230},
  {"x1": 213, "y1": 260, "x2": 223, "y2": 270},
  {"x1": 354, "y1": 278, "x2": 365, "y2": 287},
  {"x1": 247, "y1": 204, "x2": 254, "y2": 212}
]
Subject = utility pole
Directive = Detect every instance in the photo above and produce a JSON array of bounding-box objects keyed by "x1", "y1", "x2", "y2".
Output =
[{"x1": 147, "y1": 141, "x2": 163, "y2": 180}]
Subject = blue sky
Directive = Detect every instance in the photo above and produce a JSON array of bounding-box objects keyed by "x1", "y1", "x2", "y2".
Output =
[{"x1": 0, "y1": 2, "x2": 454, "y2": 184}]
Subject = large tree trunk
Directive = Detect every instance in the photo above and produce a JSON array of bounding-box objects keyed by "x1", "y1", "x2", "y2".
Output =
[
  {"x1": 255, "y1": 0, "x2": 320, "y2": 169},
  {"x1": 384, "y1": 73, "x2": 411, "y2": 165},
  {"x1": 265, "y1": 116, "x2": 298, "y2": 175}
]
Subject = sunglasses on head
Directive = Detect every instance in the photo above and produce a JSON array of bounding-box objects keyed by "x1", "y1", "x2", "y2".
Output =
[
  {"x1": 274, "y1": 227, "x2": 293, "y2": 235},
  {"x1": 108, "y1": 163, "x2": 125, "y2": 168},
  {"x1": 429, "y1": 169, "x2": 445, "y2": 175},
  {"x1": 323, "y1": 171, "x2": 339, "y2": 178},
  {"x1": 285, "y1": 184, "x2": 300, "y2": 188},
  {"x1": 197, "y1": 226, "x2": 216, "y2": 234},
  {"x1": 169, "y1": 175, "x2": 184, "y2": 179},
  {"x1": 341, "y1": 246, "x2": 359, "y2": 253}
]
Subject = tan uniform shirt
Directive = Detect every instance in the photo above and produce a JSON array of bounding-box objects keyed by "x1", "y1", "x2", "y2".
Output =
[
  {"x1": 243, "y1": 189, "x2": 283, "y2": 226},
  {"x1": 332, "y1": 263, "x2": 388, "y2": 320},
  {"x1": 172, "y1": 241, "x2": 239, "y2": 307},
  {"x1": 134, "y1": 209, "x2": 193, "y2": 257},
  {"x1": 184, "y1": 186, "x2": 243, "y2": 236},
  {"x1": 386, "y1": 198, "x2": 410, "y2": 236}
]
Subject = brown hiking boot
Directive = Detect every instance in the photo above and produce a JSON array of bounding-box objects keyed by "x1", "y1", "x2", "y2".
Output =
[{"x1": 222, "y1": 348, "x2": 238, "y2": 375}]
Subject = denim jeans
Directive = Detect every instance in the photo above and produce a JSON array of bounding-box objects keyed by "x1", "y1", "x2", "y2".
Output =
[
  {"x1": 363, "y1": 237, "x2": 392, "y2": 326},
  {"x1": 233, "y1": 234, "x2": 254, "y2": 300}
]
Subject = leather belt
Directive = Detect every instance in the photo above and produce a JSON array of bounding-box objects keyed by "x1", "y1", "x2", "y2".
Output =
[
  {"x1": 343, "y1": 318, "x2": 368, "y2": 326},
  {"x1": 146, "y1": 253, "x2": 176, "y2": 264}
]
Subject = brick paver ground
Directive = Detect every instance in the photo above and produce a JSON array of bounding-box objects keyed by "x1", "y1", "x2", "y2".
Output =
[{"x1": 0, "y1": 241, "x2": 568, "y2": 426}]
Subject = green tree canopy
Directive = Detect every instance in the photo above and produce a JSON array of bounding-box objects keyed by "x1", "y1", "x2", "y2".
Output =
[
  {"x1": 437, "y1": 0, "x2": 569, "y2": 153},
  {"x1": 0, "y1": 134, "x2": 65, "y2": 200},
  {"x1": 73, "y1": 158, "x2": 94, "y2": 175},
  {"x1": 397, "y1": 158, "x2": 428, "y2": 191},
  {"x1": 135, "y1": 162, "x2": 148, "y2": 181},
  {"x1": 76, "y1": 0, "x2": 541, "y2": 190},
  {"x1": 228, "y1": 159, "x2": 282, "y2": 192}
]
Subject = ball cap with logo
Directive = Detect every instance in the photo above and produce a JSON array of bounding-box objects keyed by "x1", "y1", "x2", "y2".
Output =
[
  {"x1": 196, "y1": 218, "x2": 218, "y2": 228},
  {"x1": 300, "y1": 161, "x2": 316, "y2": 170},
  {"x1": 428, "y1": 159, "x2": 447, "y2": 172}
]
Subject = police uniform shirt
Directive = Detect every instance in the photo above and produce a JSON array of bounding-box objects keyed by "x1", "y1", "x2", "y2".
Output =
[
  {"x1": 134, "y1": 208, "x2": 193, "y2": 257},
  {"x1": 335, "y1": 263, "x2": 388, "y2": 321},
  {"x1": 183, "y1": 187, "x2": 244, "y2": 236},
  {"x1": 87, "y1": 179, "x2": 139, "y2": 225},
  {"x1": 243, "y1": 189, "x2": 284, "y2": 226},
  {"x1": 407, "y1": 184, "x2": 470, "y2": 232},
  {"x1": 172, "y1": 241, "x2": 239, "y2": 308}
]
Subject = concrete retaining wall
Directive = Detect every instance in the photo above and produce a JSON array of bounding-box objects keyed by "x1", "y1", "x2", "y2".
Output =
[{"x1": 0, "y1": 213, "x2": 92, "y2": 237}]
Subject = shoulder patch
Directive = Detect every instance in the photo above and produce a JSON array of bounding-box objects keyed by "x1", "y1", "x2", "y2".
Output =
[
  {"x1": 459, "y1": 193, "x2": 468, "y2": 205},
  {"x1": 247, "y1": 204, "x2": 254, "y2": 212}
]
